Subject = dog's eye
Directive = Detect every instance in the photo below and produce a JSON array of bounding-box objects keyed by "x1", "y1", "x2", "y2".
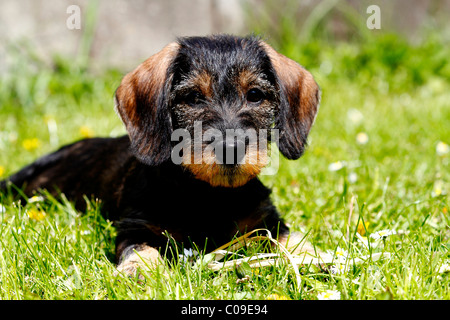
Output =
[
  {"x1": 246, "y1": 88, "x2": 265, "y2": 104},
  {"x1": 185, "y1": 91, "x2": 204, "y2": 106}
]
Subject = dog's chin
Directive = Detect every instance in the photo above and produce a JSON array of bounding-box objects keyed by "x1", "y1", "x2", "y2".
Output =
[
  {"x1": 181, "y1": 149, "x2": 269, "y2": 188},
  {"x1": 181, "y1": 163, "x2": 261, "y2": 188}
]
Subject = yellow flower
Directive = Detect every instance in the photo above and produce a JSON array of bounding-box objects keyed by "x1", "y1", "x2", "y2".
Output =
[
  {"x1": 79, "y1": 126, "x2": 94, "y2": 138},
  {"x1": 22, "y1": 138, "x2": 41, "y2": 151},
  {"x1": 0, "y1": 165, "x2": 5, "y2": 177},
  {"x1": 27, "y1": 208, "x2": 46, "y2": 221},
  {"x1": 357, "y1": 221, "x2": 370, "y2": 236}
]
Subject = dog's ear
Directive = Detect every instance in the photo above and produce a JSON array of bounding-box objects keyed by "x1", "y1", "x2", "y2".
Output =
[
  {"x1": 261, "y1": 42, "x2": 321, "y2": 160},
  {"x1": 115, "y1": 42, "x2": 179, "y2": 166}
]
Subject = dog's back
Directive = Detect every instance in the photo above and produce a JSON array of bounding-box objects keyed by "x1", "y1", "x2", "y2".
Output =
[{"x1": 0, "y1": 136, "x2": 133, "y2": 213}]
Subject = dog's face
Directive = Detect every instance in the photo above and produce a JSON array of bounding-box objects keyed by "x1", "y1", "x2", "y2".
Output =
[{"x1": 115, "y1": 35, "x2": 320, "y2": 187}]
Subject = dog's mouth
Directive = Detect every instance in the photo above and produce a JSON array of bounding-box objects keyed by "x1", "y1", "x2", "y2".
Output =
[
  {"x1": 180, "y1": 142, "x2": 269, "y2": 188},
  {"x1": 171, "y1": 125, "x2": 272, "y2": 187}
]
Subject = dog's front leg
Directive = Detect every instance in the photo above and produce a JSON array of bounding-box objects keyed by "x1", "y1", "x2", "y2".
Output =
[
  {"x1": 278, "y1": 231, "x2": 319, "y2": 257},
  {"x1": 115, "y1": 243, "x2": 164, "y2": 279}
]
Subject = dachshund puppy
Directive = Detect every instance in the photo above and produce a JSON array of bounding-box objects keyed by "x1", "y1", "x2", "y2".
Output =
[{"x1": 0, "y1": 35, "x2": 320, "y2": 276}]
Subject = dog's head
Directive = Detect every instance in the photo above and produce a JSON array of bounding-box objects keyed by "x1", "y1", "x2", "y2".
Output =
[{"x1": 115, "y1": 35, "x2": 320, "y2": 187}]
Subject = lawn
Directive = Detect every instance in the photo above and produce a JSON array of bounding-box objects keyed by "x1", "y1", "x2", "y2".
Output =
[{"x1": 0, "y1": 14, "x2": 449, "y2": 300}]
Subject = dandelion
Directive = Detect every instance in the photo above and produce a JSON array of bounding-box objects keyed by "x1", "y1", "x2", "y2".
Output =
[
  {"x1": 22, "y1": 138, "x2": 41, "y2": 151},
  {"x1": 370, "y1": 229, "x2": 396, "y2": 240},
  {"x1": 79, "y1": 126, "x2": 94, "y2": 138},
  {"x1": 328, "y1": 161, "x2": 345, "y2": 172},
  {"x1": 436, "y1": 141, "x2": 449, "y2": 156},
  {"x1": 0, "y1": 165, "x2": 5, "y2": 177},
  {"x1": 356, "y1": 132, "x2": 369, "y2": 145},
  {"x1": 27, "y1": 208, "x2": 46, "y2": 221},
  {"x1": 317, "y1": 290, "x2": 341, "y2": 300},
  {"x1": 357, "y1": 221, "x2": 370, "y2": 236}
]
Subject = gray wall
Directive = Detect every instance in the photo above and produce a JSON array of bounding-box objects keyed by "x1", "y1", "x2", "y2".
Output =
[
  {"x1": 1, "y1": 0, "x2": 449, "y2": 72},
  {"x1": 0, "y1": 0, "x2": 246, "y2": 71}
]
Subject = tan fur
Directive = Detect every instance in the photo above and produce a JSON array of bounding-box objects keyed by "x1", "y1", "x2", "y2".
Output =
[
  {"x1": 116, "y1": 244, "x2": 164, "y2": 279},
  {"x1": 260, "y1": 41, "x2": 320, "y2": 144},
  {"x1": 278, "y1": 231, "x2": 318, "y2": 256},
  {"x1": 182, "y1": 145, "x2": 269, "y2": 187},
  {"x1": 114, "y1": 42, "x2": 180, "y2": 157}
]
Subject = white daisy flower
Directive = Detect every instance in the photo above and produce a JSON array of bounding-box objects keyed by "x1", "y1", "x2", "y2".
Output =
[
  {"x1": 436, "y1": 141, "x2": 449, "y2": 156},
  {"x1": 370, "y1": 229, "x2": 396, "y2": 240},
  {"x1": 348, "y1": 172, "x2": 358, "y2": 183},
  {"x1": 439, "y1": 263, "x2": 450, "y2": 274},
  {"x1": 431, "y1": 180, "x2": 446, "y2": 197},
  {"x1": 0, "y1": 204, "x2": 5, "y2": 214},
  {"x1": 328, "y1": 161, "x2": 345, "y2": 172},
  {"x1": 356, "y1": 132, "x2": 369, "y2": 145},
  {"x1": 317, "y1": 290, "x2": 341, "y2": 300},
  {"x1": 356, "y1": 232, "x2": 370, "y2": 249},
  {"x1": 347, "y1": 109, "x2": 364, "y2": 124},
  {"x1": 330, "y1": 263, "x2": 346, "y2": 275},
  {"x1": 28, "y1": 195, "x2": 44, "y2": 203},
  {"x1": 327, "y1": 246, "x2": 348, "y2": 263}
]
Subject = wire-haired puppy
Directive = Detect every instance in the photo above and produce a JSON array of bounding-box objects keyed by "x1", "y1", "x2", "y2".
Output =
[{"x1": 0, "y1": 35, "x2": 320, "y2": 276}]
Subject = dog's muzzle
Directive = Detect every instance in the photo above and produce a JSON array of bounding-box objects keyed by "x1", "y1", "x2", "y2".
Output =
[{"x1": 215, "y1": 138, "x2": 246, "y2": 167}]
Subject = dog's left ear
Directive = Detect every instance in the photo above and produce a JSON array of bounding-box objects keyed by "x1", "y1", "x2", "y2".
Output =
[
  {"x1": 115, "y1": 43, "x2": 180, "y2": 166},
  {"x1": 261, "y1": 42, "x2": 321, "y2": 160}
]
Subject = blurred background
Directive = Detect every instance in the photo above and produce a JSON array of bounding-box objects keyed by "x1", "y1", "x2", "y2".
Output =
[{"x1": 1, "y1": 0, "x2": 449, "y2": 70}]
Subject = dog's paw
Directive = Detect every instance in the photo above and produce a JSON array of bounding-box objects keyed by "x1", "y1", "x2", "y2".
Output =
[
  {"x1": 279, "y1": 231, "x2": 321, "y2": 256},
  {"x1": 114, "y1": 244, "x2": 165, "y2": 281},
  {"x1": 114, "y1": 260, "x2": 143, "y2": 279}
]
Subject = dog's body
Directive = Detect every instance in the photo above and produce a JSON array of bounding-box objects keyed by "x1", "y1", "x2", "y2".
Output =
[{"x1": 0, "y1": 35, "x2": 320, "y2": 275}]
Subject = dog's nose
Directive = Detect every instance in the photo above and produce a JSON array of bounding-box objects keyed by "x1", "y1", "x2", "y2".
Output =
[{"x1": 217, "y1": 139, "x2": 246, "y2": 166}]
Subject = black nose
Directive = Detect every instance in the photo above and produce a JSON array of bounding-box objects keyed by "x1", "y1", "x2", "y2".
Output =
[{"x1": 217, "y1": 139, "x2": 246, "y2": 166}]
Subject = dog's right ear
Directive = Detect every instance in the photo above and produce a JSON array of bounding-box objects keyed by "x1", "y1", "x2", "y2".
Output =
[{"x1": 115, "y1": 42, "x2": 180, "y2": 166}]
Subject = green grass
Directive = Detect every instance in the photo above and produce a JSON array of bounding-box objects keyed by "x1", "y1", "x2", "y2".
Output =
[{"x1": 1, "y1": 21, "x2": 449, "y2": 299}]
